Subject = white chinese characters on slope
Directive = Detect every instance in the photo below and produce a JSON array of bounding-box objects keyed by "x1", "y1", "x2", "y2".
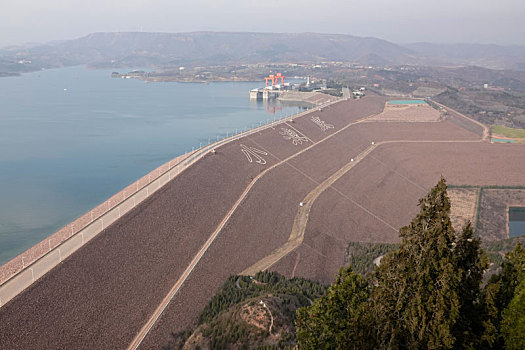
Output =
[
  {"x1": 240, "y1": 144, "x2": 268, "y2": 164},
  {"x1": 279, "y1": 128, "x2": 309, "y2": 145},
  {"x1": 311, "y1": 116, "x2": 334, "y2": 132}
]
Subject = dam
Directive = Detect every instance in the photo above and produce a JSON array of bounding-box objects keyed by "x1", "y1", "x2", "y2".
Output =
[{"x1": 1, "y1": 93, "x2": 524, "y2": 349}]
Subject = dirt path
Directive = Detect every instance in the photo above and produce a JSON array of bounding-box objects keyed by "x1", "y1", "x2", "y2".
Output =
[
  {"x1": 127, "y1": 100, "x2": 376, "y2": 350},
  {"x1": 241, "y1": 142, "x2": 381, "y2": 275},
  {"x1": 242, "y1": 137, "x2": 486, "y2": 275}
]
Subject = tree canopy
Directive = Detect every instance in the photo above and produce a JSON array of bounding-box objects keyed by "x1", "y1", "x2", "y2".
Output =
[{"x1": 296, "y1": 178, "x2": 524, "y2": 350}]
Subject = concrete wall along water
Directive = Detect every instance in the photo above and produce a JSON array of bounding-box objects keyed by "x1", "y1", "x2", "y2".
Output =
[{"x1": 0, "y1": 152, "x2": 191, "y2": 308}]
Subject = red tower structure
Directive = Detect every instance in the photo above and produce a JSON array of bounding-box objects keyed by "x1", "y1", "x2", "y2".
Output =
[
  {"x1": 264, "y1": 73, "x2": 285, "y2": 86},
  {"x1": 274, "y1": 73, "x2": 285, "y2": 85}
]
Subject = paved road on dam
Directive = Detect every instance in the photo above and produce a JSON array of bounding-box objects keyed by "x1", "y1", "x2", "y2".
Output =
[{"x1": 2, "y1": 95, "x2": 525, "y2": 350}]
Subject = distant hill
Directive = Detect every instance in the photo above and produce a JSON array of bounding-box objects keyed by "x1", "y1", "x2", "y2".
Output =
[
  {"x1": 0, "y1": 32, "x2": 417, "y2": 72},
  {"x1": 1, "y1": 32, "x2": 524, "y2": 73},
  {"x1": 405, "y1": 42, "x2": 525, "y2": 70}
]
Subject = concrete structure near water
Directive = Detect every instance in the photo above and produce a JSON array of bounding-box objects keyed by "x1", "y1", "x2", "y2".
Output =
[{"x1": 249, "y1": 88, "x2": 281, "y2": 100}]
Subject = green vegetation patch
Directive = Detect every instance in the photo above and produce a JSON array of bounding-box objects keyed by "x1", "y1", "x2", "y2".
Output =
[
  {"x1": 347, "y1": 237, "x2": 525, "y2": 275},
  {"x1": 298, "y1": 179, "x2": 525, "y2": 349},
  {"x1": 346, "y1": 242, "x2": 399, "y2": 275},
  {"x1": 198, "y1": 271, "x2": 327, "y2": 325},
  {"x1": 492, "y1": 125, "x2": 525, "y2": 139},
  {"x1": 165, "y1": 271, "x2": 328, "y2": 349},
  {"x1": 482, "y1": 237, "x2": 525, "y2": 267}
]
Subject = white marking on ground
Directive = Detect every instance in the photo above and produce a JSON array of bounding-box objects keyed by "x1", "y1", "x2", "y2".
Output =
[
  {"x1": 284, "y1": 122, "x2": 315, "y2": 143},
  {"x1": 240, "y1": 144, "x2": 268, "y2": 164},
  {"x1": 311, "y1": 116, "x2": 334, "y2": 131},
  {"x1": 279, "y1": 128, "x2": 309, "y2": 145}
]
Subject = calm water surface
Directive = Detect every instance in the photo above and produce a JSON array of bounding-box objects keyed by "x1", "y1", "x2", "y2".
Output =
[
  {"x1": 0, "y1": 66, "x2": 306, "y2": 264},
  {"x1": 509, "y1": 207, "x2": 525, "y2": 238}
]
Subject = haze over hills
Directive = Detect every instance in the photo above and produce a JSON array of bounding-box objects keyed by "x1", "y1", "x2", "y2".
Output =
[
  {"x1": 1, "y1": 32, "x2": 524, "y2": 74},
  {"x1": 406, "y1": 42, "x2": 525, "y2": 70}
]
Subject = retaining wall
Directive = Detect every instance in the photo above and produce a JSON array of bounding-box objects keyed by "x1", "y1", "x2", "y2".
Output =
[{"x1": 0, "y1": 97, "x2": 343, "y2": 308}]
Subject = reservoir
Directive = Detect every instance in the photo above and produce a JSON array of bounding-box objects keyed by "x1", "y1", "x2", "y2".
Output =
[
  {"x1": 509, "y1": 207, "x2": 525, "y2": 238},
  {"x1": 387, "y1": 100, "x2": 427, "y2": 105},
  {"x1": 0, "y1": 66, "x2": 306, "y2": 265}
]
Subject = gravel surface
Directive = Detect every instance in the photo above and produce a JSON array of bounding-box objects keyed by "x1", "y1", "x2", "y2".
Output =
[
  {"x1": 140, "y1": 162, "x2": 327, "y2": 348},
  {"x1": 357, "y1": 119, "x2": 480, "y2": 141},
  {"x1": 288, "y1": 244, "x2": 343, "y2": 285},
  {"x1": 368, "y1": 104, "x2": 440, "y2": 122},
  {"x1": 284, "y1": 95, "x2": 386, "y2": 142},
  {"x1": 0, "y1": 139, "x2": 273, "y2": 350},
  {"x1": 277, "y1": 125, "x2": 524, "y2": 286},
  {"x1": 268, "y1": 250, "x2": 299, "y2": 279}
]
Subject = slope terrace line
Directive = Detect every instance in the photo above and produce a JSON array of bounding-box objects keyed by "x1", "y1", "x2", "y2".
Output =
[
  {"x1": 241, "y1": 142, "x2": 385, "y2": 275},
  {"x1": 241, "y1": 134, "x2": 486, "y2": 275},
  {"x1": 127, "y1": 102, "x2": 383, "y2": 350}
]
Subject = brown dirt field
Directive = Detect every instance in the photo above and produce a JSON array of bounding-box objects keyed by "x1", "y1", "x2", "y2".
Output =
[
  {"x1": 284, "y1": 244, "x2": 343, "y2": 285},
  {"x1": 368, "y1": 104, "x2": 441, "y2": 122},
  {"x1": 287, "y1": 130, "x2": 370, "y2": 183},
  {"x1": 356, "y1": 120, "x2": 480, "y2": 141},
  {"x1": 267, "y1": 250, "x2": 300, "y2": 279},
  {"x1": 446, "y1": 110, "x2": 485, "y2": 137},
  {"x1": 286, "y1": 119, "x2": 480, "y2": 185},
  {"x1": 260, "y1": 119, "x2": 485, "y2": 293},
  {"x1": 140, "y1": 156, "x2": 341, "y2": 348},
  {"x1": 138, "y1": 164, "x2": 319, "y2": 347},
  {"x1": 287, "y1": 113, "x2": 339, "y2": 143},
  {"x1": 448, "y1": 188, "x2": 480, "y2": 231},
  {"x1": 306, "y1": 160, "x2": 425, "y2": 243},
  {"x1": 477, "y1": 189, "x2": 525, "y2": 240},
  {"x1": 372, "y1": 143, "x2": 525, "y2": 187},
  {"x1": 284, "y1": 95, "x2": 387, "y2": 142}
]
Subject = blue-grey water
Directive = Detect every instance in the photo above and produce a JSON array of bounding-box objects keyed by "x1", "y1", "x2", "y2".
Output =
[
  {"x1": 509, "y1": 222, "x2": 525, "y2": 238},
  {"x1": 509, "y1": 207, "x2": 525, "y2": 238},
  {"x1": 0, "y1": 66, "x2": 306, "y2": 265}
]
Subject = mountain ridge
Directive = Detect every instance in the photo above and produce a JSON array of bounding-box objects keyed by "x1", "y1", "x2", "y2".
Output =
[{"x1": 1, "y1": 31, "x2": 524, "y2": 73}]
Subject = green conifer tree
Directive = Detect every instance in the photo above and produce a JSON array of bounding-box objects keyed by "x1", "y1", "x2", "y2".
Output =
[
  {"x1": 452, "y1": 222, "x2": 489, "y2": 349},
  {"x1": 295, "y1": 178, "x2": 493, "y2": 349},
  {"x1": 481, "y1": 243, "x2": 525, "y2": 348},
  {"x1": 501, "y1": 278, "x2": 525, "y2": 350},
  {"x1": 372, "y1": 178, "x2": 461, "y2": 349},
  {"x1": 295, "y1": 266, "x2": 371, "y2": 349}
]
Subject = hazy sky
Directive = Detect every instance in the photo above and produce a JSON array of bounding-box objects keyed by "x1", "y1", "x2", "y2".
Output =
[{"x1": 1, "y1": 0, "x2": 524, "y2": 47}]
